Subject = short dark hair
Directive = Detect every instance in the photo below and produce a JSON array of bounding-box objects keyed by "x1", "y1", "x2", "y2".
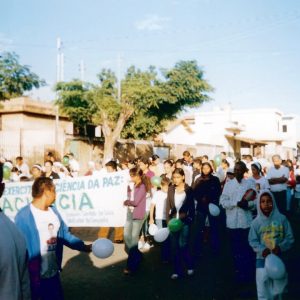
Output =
[
  {"x1": 105, "y1": 160, "x2": 118, "y2": 171},
  {"x1": 193, "y1": 157, "x2": 202, "y2": 164},
  {"x1": 140, "y1": 157, "x2": 150, "y2": 166},
  {"x1": 32, "y1": 177, "x2": 55, "y2": 198},
  {"x1": 183, "y1": 150, "x2": 191, "y2": 157},
  {"x1": 164, "y1": 159, "x2": 173, "y2": 166},
  {"x1": 16, "y1": 156, "x2": 23, "y2": 161},
  {"x1": 151, "y1": 154, "x2": 160, "y2": 161},
  {"x1": 235, "y1": 161, "x2": 248, "y2": 173},
  {"x1": 221, "y1": 159, "x2": 230, "y2": 167},
  {"x1": 175, "y1": 159, "x2": 184, "y2": 165},
  {"x1": 44, "y1": 160, "x2": 53, "y2": 166},
  {"x1": 172, "y1": 168, "x2": 185, "y2": 180}
]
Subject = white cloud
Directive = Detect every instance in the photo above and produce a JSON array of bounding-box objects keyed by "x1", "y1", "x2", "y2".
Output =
[{"x1": 135, "y1": 14, "x2": 170, "y2": 31}]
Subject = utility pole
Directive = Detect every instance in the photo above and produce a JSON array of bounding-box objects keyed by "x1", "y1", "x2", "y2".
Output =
[
  {"x1": 55, "y1": 37, "x2": 63, "y2": 156},
  {"x1": 117, "y1": 54, "x2": 122, "y2": 102},
  {"x1": 56, "y1": 37, "x2": 64, "y2": 82}
]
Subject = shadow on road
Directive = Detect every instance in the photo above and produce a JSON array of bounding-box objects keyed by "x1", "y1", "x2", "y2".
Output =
[{"x1": 61, "y1": 216, "x2": 300, "y2": 300}]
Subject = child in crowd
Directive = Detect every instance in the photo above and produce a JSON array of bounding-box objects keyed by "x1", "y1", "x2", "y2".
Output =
[
  {"x1": 249, "y1": 190, "x2": 294, "y2": 300},
  {"x1": 149, "y1": 176, "x2": 171, "y2": 262}
]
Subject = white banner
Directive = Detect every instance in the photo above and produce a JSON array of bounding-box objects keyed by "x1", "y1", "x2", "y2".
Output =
[{"x1": 0, "y1": 171, "x2": 129, "y2": 227}]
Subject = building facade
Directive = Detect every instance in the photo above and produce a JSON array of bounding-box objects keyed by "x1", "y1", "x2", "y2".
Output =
[{"x1": 161, "y1": 106, "x2": 299, "y2": 160}]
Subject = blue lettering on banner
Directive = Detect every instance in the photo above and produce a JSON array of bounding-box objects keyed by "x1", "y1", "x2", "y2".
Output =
[
  {"x1": 55, "y1": 180, "x2": 85, "y2": 193},
  {"x1": 102, "y1": 176, "x2": 122, "y2": 188},
  {"x1": 57, "y1": 193, "x2": 94, "y2": 210},
  {"x1": 87, "y1": 179, "x2": 100, "y2": 189},
  {"x1": 3, "y1": 185, "x2": 32, "y2": 196}
]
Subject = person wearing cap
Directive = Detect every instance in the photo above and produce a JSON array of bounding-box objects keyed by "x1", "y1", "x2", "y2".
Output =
[
  {"x1": 0, "y1": 162, "x2": 31, "y2": 300},
  {"x1": 220, "y1": 161, "x2": 256, "y2": 287},
  {"x1": 226, "y1": 168, "x2": 235, "y2": 181},
  {"x1": 31, "y1": 164, "x2": 43, "y2": 180}
]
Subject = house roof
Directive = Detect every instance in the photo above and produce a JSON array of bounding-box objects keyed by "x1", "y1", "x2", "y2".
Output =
[
  {"x1": 0, "y1": 97, "x2": 68, "y2": 119},
  {"x1": 225, "y1": 134, "x2": 268, "y2": 145},
  {"x1": 165, "y1": 117, "x2": 195, "y2": 134}
]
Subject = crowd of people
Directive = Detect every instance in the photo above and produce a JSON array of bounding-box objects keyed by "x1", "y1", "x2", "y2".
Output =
[{"x1": 0, "y1": 150, "x2": 299, "y2": 300}]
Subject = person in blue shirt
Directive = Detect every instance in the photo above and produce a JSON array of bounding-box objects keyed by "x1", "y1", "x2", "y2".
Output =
[{"x1": 15, "y1": 177, "x2": 92, "y2": 300}]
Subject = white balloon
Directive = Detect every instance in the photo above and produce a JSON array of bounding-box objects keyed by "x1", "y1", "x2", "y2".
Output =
[
  {"x1": 209, "y1": 203, "x2": 220, "y2": 216},
  {"x1": 148, "y1": 224, "x2": 158, "y2": 236},
  {"x1": 154, "y1": 228, "x2": 170, "y2": 243},
  {"x1": 265, "y1": 254, "x2": 286, "y2": 280},
  {"x1": 92, "y1": 238, "x2": 114, "y2": 259}
]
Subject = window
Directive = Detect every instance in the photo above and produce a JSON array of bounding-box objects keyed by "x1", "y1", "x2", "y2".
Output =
[{"x1": 282, "y1": 125, "x2": 287, "y2": 133}]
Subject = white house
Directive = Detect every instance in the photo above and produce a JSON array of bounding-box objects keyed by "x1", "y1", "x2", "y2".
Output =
[{"x1": 161, "y1": 105, "x2": 299, "y2": 160}]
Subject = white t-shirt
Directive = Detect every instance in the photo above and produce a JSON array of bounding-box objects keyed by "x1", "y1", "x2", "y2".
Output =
[
  {"x1": 251, "y1": 176, "x2": 270, "y2": 191},
  {"x1": 17, "y1": 163, "x2": 30, "y2": 178},
  {"x1": 151, "y1": 190, "x2": 167, "y2": 220},
  {"x1": 174, "y1": 192, "x2": 186, "y2": 218},
  {"x1": 266, "y1": 166, "x2": 289, "y2": 192},
  {"x1": 30, "y1": 204, "x2": 60, "y2": 278},
  {"x1": 183, "y1": 166, "x2": 193, "y2": 186}
]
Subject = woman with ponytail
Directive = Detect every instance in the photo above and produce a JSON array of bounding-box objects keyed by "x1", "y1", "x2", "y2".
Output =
[{"x1": 123, "y1": 167, "x2": 151, "y2": 274}]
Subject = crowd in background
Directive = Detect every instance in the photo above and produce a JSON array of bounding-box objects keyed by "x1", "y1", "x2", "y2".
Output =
[{"x1": 0, "y1": 150, "x2": 299, "y2": 299}]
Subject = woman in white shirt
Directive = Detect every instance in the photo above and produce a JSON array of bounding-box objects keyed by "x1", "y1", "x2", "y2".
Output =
[{"x1": 250, "y1": 162, "x2": 270, "y2": 193}]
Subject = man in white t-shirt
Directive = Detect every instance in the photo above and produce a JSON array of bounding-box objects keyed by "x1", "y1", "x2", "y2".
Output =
[
  {"x1": 266, "y1": 154, "x2": 289, "y2": 215},
  {"x1": 16, "y1": 156, "x2": 30, "y2": 178},
  {"x1": 15, "y1": 177, "x2": 92, "y2": 300}
]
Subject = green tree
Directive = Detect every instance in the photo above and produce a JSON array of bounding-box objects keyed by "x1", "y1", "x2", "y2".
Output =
[
  {"x1": 56, "y1": 60, "x2": 212, "y2": 161},
  {"x1": 55, "y1": 80, "x2": 95, "y2": 134},
  {"x1": 0, "y1": 52, "x2": 45, "y2": 100}
]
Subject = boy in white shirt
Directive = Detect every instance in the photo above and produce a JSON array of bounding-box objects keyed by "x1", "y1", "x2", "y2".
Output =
[{"x1": 149, "y1": 176, "x2": 171, "y2": 262}]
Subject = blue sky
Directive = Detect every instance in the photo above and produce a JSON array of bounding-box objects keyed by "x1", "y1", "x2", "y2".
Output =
[{"x1": 1, "y1": 0, "x2": 300, "y2": 115}]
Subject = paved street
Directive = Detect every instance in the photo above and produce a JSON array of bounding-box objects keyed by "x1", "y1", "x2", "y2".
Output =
[{"x1": 61, "y1": 216, "x2": 300, "y2": 300}]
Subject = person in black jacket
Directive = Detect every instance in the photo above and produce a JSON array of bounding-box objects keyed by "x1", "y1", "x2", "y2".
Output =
[
  {"x1": 192, "y1": 162, "x2": 222, "y2": 256},
  {"x1": 166, "y1": 168, "x2": 195, "y2": 279}
]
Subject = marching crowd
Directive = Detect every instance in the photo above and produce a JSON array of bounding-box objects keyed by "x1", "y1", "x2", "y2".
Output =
[{"x1": 0, "y1": 150, "x2": 298, "y2": 300}]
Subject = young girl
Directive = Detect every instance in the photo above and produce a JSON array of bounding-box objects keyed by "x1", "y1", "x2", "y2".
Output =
[
  {"x1": 123, "y1": 167, "x2": 151, "y2": 274},
  {"x1": 166, "y1": 168, "x2": 195, "y2": 279},
  {"x1": 149, "y1": 176, "x2": 171, "y2": 262},
  {"x1": 249, "y1": 190, "x2": 294, "y2": 300}
]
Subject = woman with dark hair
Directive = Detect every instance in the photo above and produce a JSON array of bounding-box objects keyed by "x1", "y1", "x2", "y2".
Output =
[
  {"x1": 250, "y1": 162, "x2": 270, "y2": 192},
  {"x1": 166, "y1": 168, "x2": 195, "y2": 279},
  {"x1": 192, "y1": 162, "x2": 222, "y2": 256},
  {"x1": 123, "y1": 167, "x2": 151, "y2": 274}
]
